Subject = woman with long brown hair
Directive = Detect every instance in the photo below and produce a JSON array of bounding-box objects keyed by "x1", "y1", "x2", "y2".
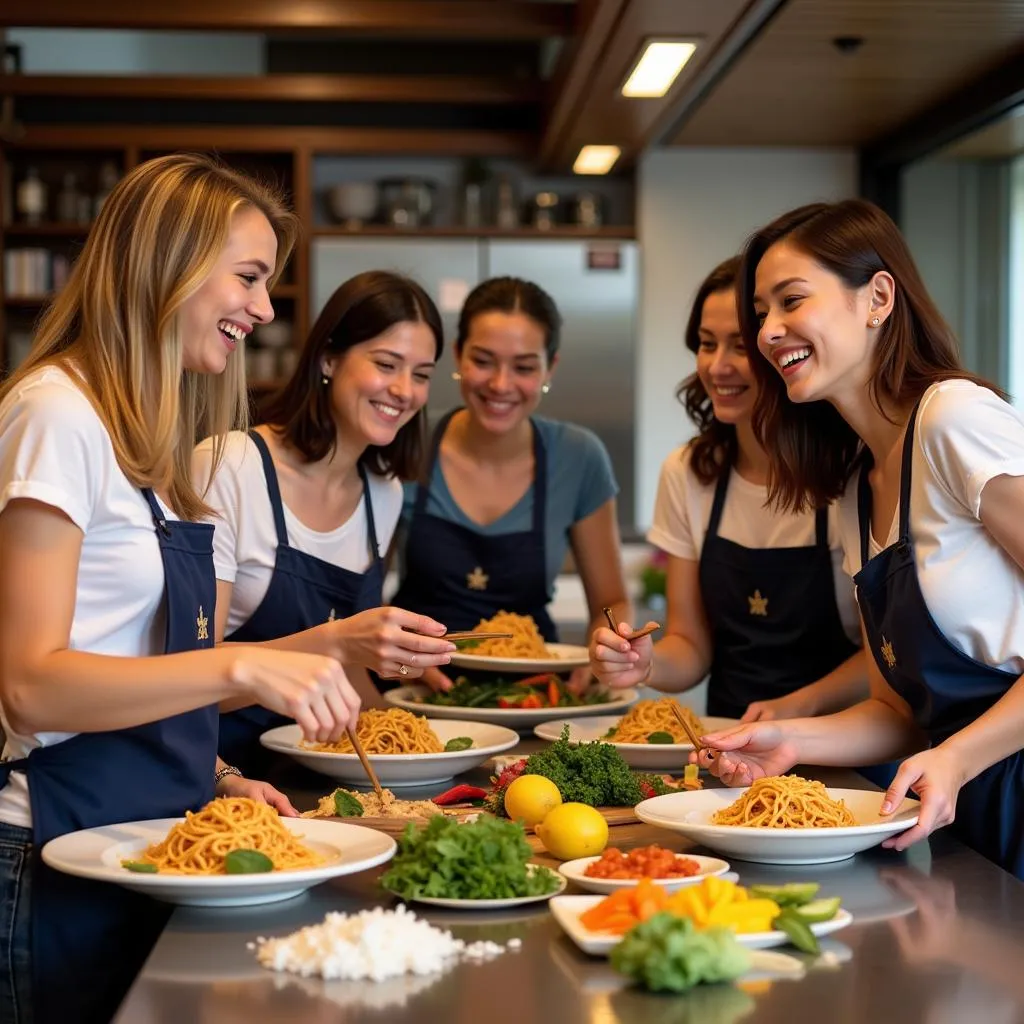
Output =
[
  {"x1": 590, "y1": 257, "x2": 865, "y2": 721},
  {"x1": 0, "y1": 154, "x2": 361, "y2": 1023},
  {"x1": 697, "y1": 199, "x2": 1024, "y2": 878},
  {"x1": 195, "y1": 270, "x2": 456, "y2": 782}
]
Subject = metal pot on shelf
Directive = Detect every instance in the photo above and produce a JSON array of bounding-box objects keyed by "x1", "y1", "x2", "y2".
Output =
[{"x1": 378, "y1": 178, "x2": 437, "y2": 228}]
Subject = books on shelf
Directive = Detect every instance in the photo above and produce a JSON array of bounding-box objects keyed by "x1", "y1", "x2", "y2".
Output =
[{"x1": 3, "y1": 249, "x2": 70, "y2": 299}]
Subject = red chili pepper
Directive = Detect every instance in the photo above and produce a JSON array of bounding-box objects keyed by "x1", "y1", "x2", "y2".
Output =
[
  {"x1": 519, "y1": 693, "x2": 544, "y2": 708},
  {"x1": 432, "y1": 784, "x2": 489, "y2": 806},
  {"x1": 515, "y1": 672, "x2": 559, "y2": 687},
  {"x1": 547, "y1": 678, "x2": 560, "y2": 707}
]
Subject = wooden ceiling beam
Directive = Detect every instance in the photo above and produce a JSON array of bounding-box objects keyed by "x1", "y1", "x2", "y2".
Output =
[
  {"x1": 0, "y1": 74, "x2": 542, "y2": 105},
  {"x1": 0, "y1": 1, "x2": 572, "y2": 39}
]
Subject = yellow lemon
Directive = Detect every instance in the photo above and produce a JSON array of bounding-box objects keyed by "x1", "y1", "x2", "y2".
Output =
[
  {"x1": 535, "y1": 802, "x2": 609, "y2": 860},
  {"x1": 503, "y1": 774, "x2": 563, "y2": 827}
]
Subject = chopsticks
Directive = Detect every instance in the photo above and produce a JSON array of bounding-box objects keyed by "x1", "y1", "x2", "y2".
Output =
[
  {"x1": 441, "y1": 631, "x2": 513, "y2": 642},
  {"x1": 602, "y1": 607, "x2": 661, "y2": 642},
  {"x1": 669, "y1": 702, "x2": 715, "y2": 765},
  {"x1": 345, "y1": 727, "x2": 387, "y2": 805}
]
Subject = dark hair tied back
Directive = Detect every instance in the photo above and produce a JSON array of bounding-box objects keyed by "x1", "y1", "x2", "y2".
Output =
[{"x1": 456, "y1": 276, "x2": 562, "y2": 360}]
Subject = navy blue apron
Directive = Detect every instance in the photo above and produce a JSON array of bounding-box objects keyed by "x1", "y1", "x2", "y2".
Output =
[
  {"x1": 700, "y1": 467, "x2": 859, "y2": 720},
  {"x1": 392, "y1": 408, "x2": 557, "y2": 642},
  {"x1": 218, "y1": 431, "x2": 384, "y2": 780},
  {"x1": 0, "y1": 487, "x2": 218, "y2": 1024},
  {"x1": 854, "y1": 401, "x2": 1024, "y2": 878}
]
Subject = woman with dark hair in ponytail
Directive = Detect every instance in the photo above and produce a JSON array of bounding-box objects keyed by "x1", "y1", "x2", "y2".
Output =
[
  {"x1": 697, "y1": 199, "x2": 1024, "y2": 878},
  {"x1": 195, "y1": 271, "x2": 457, "y2": 784},
  {"x1": 591, "y1": 257, "x2": 865, "y2": 723},
  {"x1": 393, "y1": 276, "x2": 629, "y2": 694}
]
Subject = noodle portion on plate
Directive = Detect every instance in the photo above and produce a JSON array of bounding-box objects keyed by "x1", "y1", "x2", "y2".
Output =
[
  {"x1": 711, "y1": 776, "x2": 856, "y2": 829},
  {"x1": 468, "y1": 611, "x2": 551, "y2": 659},
  {"x1": 306, "y1": 708, "x2": 444, "y2": 755},
  {"x1": 133, "y1": 798, "x2": 324, "y2": 875},
  {"x1": 606, "y1": 698, "x2": 703, "y2": 744},
  {"x1": 302, "y1": 787, "x2": 442, "y2": 820}
]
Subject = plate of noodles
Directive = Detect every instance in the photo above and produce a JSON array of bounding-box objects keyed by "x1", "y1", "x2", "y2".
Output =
[
  {"x1": 260, "y1": 709, "x2": 519, "y2": 787},
  {"x1": 386, "y1": 684, "x2": 639, "y2": 728},
  {"x1": 634, "y1": 776, "x2": 921, "y2": 865},
  {"x1": 40, "y1": 797, "x2": 397, "y2": 907},
  {"x1": 533, "y1": 700, "x2": 739, "y2": 769},
  {"x1": 448, "y1": 612, "x2": 590, "y2": 672}
]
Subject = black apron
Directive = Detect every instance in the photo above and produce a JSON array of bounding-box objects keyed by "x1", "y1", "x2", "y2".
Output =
[
  {"x1": 700, "y1": 467, "x2": 859, "y2": 719},
  {"x1": 392, "y1": 409, "x2": 557, "y2": 641},
  {"x1": 218, "y1": 431, "x2": 384, "y2": 780},
  {"x1": 0, "y1": 487, "x2": 218, "y2": 1024},
  {"x1": 854, "y1": 401, "x2": 1024, "y2": 878}
]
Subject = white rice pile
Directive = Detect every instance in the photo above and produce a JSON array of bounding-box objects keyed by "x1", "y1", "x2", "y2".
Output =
[{"x1": 251, "y1": 904, "x2": 521, "y2": 981}]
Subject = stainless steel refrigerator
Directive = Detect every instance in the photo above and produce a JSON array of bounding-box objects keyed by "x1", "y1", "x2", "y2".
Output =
[{"x1": 312, "y1": 237, "x2": 639, "y2": 532}]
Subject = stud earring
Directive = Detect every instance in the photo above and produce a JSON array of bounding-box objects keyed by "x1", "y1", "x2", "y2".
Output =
[
  {"x1": 452, "y1": 371, "x2": 462, "y2": 382},
  {"x1": 541, "y1": 382, "x2": 551, "y2": 395},
  {"x1": 871, "y1": 317, "x2": 880, "y2": 326},
  {"x1": 321, "y1": 375, "x2": 330, "y2": 385}
]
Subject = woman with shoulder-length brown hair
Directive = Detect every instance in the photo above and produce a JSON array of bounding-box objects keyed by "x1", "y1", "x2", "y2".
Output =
[
  {"x1": 0, "y1": 153, "x2": 361, "y2": 1024},
  {"x1": 590, "y1": 256, "x2": 865, "y2": 722},
  {"x1": 696, "y1": 198, "x2": 1024, "y2": 879},
  {"x1": 194, "y1": 270, "x2": 457, "y2": 783}
]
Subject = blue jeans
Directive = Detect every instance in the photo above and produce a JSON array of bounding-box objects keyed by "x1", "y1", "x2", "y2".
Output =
[{"x1": 0, "y1": 821, "x2": 33, "y2": 1024}]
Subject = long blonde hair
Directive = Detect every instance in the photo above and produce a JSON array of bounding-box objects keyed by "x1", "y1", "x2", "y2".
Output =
[{"x1": 0, "y1": 153, "x2": 299, "y2": 520}]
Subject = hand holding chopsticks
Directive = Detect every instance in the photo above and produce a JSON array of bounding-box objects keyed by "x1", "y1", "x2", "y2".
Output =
[
  {"x1": 601, "y1": 607, "x2": 661, "y2": 642},
  {"x1": 668, "y1": 702, "x2": 716, "y2": 767}
]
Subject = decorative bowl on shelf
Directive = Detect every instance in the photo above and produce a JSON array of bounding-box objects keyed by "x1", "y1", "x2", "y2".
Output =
[{"x1": 327, "y1": 182, "x2": 379, "y2": 226}]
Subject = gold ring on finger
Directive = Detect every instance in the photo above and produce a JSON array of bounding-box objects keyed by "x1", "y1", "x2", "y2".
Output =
[{"x1": 399, "y1": 664, "x2": 409, "y2": 676}]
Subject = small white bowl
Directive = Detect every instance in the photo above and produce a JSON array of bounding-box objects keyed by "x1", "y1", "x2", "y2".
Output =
[{"x1": 557, "y1": 853, "x2": 731, "y2": 895}]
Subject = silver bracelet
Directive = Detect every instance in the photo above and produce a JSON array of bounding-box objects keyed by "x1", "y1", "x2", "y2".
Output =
[{"x1": 215, "y1": 765, "x2": 243, "y2": 786}]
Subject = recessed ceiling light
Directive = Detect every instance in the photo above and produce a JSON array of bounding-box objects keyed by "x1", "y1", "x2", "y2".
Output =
[
  {"x1": 573, "y1": 145, "x2": 621, "y2": 175},
  {"x1": 622, "y1": 40, "x2": 699, "y2": 98}
]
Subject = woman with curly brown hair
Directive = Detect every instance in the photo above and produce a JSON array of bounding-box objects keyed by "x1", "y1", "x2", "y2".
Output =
[{"x1": 591, "y1": 256, "x2": 865, "y2": 722}]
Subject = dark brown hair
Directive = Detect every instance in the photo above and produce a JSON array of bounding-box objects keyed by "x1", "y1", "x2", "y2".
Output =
[
  {"x1": 677, "y1": 256, "x2": 742, "y2": 484},
  {"x1": 455, "y1": 276, "x2": 562, "y2": 360},
  {"x1": 262, "y1": 270, "x2": 443, "y2": 480},
  {"x1": 739, "y1": 198, "x2": 996, "y2": 512}
]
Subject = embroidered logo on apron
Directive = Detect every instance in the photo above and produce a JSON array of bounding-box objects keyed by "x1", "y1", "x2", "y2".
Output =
[
  {"x1": 881, "y1": 635, "x2": 896, "y2": 669},
  {"x1": 467, "y1": 566, "x2": 489, "y2": 591},
  {"x1": 748, "y1": 590, "x2": 768, "y2": 616},
  {"x1": 196, "y1": 605, "x2": 209, "y2": 641}
]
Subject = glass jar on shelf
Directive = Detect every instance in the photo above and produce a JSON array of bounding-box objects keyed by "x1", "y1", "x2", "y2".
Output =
[{"x1": 16, "y1": 167, "x2": 47, "y2": 225}]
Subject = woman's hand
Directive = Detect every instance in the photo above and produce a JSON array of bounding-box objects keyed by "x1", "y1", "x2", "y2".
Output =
[
  {"x1": 419, "y1": 665, "x2": 455, "y2": 693},
  {"x1": 741, "y1": 690, "x2": 816, "y2": 723},
  {"x1": 329, "y1": 607, "x2": 455, "y2": 679},
  {"x1": 227, "y1": 650, "x2": 361, "y2": 745},
  {"x1": 216, "y1": 774, "x2": 299, "y2": 817},
  {"x1": 689, "y1": 721, "x2": 800, "y2": 786},
  {"x1": 566, "y1": 665, "x2": 594, "y2": 697},
  {"x1": 589, "y1": 621, "x2": 657, "y2": 690},
  {"x1": 878, "y1": 745, "x2": 967, "y2": 851}
]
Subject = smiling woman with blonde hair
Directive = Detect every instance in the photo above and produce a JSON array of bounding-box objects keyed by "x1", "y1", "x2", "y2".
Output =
[{"x1": 0, "y1": 153, "x2": 362, "y2": 1023}]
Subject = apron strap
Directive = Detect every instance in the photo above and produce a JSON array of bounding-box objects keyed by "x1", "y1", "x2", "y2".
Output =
[
  {"x1": 814, "y1": 505, "x2": 829, "y2": 548},
  {"x1": 357, "y1": 461, "x2": 384, "y2": 566},
  {"x1": 529, "y1": 418, "x2": 547, "y2": 538},
  {"x1": 706, "y1": 466, "x2": 730, "y2": 540},
  {"x1": 248, "y1": 430, "x2": 289, "y2": 548},
  {"x1": 412, "y1": 409, "x2": 459, "y2": 519},
  {"x1": 140, "y1": 487, "x2": 171, "y2": 538}
]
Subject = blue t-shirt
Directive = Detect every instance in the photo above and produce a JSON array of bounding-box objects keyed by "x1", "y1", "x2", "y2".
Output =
[{"x1": 400, "y1": 415, "x2": 618, "y2": 600}]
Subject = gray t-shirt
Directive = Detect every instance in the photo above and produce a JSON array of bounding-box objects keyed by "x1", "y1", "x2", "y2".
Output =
[{"x1": 400, "y1": 415, "x2": 618, "y2": 599}]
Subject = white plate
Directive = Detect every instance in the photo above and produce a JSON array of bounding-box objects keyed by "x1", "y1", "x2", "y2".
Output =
[
  {"x1": 386, "y1": 864, "x2": 567, "y2": 909},
  {"x1": 558, "y1": 853, "x2": 731, "y2": 895},
  {"x1": 449, "y1": 642, "x2": 590, "y2": 673},
  {"x1": 385, "y1": 685, "x2": 639, "y2": 729},
  {"x1": 41, "y1": 818, "x2": 396, "y2": 908},
  {"x1": 533, "y1": 715, "x2": 740, "y2": 770},
  {"x1": 635, "y1": 787, "x2": 920, "y2": 865},
  {"x1": 549, "y1": 894, "x2": 854, "y2": 955},
  {"x1": 259, "y1": 719, "x2": 519, "y2": 788}
]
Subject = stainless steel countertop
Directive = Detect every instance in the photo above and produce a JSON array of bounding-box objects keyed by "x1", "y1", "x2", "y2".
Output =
[{"x1": 114, "y1": 749, "x2": 1024, "y2": 1024}]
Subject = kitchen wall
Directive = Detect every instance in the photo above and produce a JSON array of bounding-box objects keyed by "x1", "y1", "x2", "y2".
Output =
[{"x1": 635, "y1": 147, "x2": 859, "y2": 529}]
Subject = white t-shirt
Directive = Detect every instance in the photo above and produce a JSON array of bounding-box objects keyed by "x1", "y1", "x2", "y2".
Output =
[
  {"x1": 648, "y1": 443, "x2": 861, "y2": 645},
  {"x1": 193, "y1": 431, "x2": 403, "y2": 635},
  {"x1": 839, "y1": 379, "x2": 1024, "y2": 675},
  {"x1": 0, "y1": 366, "x2": 173, "y2": 828}
]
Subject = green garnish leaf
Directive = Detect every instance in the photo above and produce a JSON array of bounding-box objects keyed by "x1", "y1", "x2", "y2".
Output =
[
  {"x1": 444, "y1": 736, "x2": 474, "y2": 752},
  {"x1": 333, "y1": 789, "x2": 365, "y2": 817},
  {"x1": 224, "y1": 849, "x2": 274, "y2": 874},
  {"x1": 646, "y1": 731, "x2": 674, "y2": 744},
  {"x1": 122, "y1": 860, "x2": 158, "y2": 873},
  {"x1": 773, "y1": 910, "x2": 820, "y2": 954}
]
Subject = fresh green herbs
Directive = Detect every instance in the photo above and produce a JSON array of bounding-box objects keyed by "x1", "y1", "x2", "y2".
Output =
[
  {"x1": 444, "y1": 736, "x2": 474, "y2": 752},
  {"x1": 333, "y1": 789, "x2": 365, "y2": 817},
  {"x1": 380, "y1": 814, "x2": 560, "y2": 901},
  {"x1": 422, "y1": 675, "x2": 611, "y2": 709},
  {"x1": 122, "y1": 860, "x2": 158, "y2": 873},
  {"x1": 646, "y1": 731, "x2": 674, "y2": 744},
  {"x1": 224, "y1": 849, "x2": 274, "y2": 874},
  {"x1": 610, "y1": 913, "x2": 751, "y2": 993}
]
